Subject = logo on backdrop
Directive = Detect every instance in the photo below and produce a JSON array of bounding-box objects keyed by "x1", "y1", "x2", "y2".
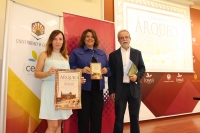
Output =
[
  {"x1": 164, "y1": 74, "x2": 174, "y2": 82},
  {"x1": 194, "y1": 74, "x2": 197, "y2": 80},
  {"x1": 167, "y1": 74, "x2": 171, "y2": 80},
  {"x1": 24, "y1": 50, "x2": 38, "y2": 75},
  {"x1": 192, "y1": 37, "x2": 198, "y2": 45},
  {"x1": 191, "y1": 74, "x2": 200, "y2": 82},
  {"x1": 31, "y1": 21, "x2": 45, "y2": 40},
  {"x1": 144, "y1": 73, "x2": 154, "y2": 84},
  {"x1": 16, "y1": 22, "x2": 46, "y2": 47},
  {"x1": 28, "y1": 50, "x2": 38, "y2": 62},
  {"x1": 193, "y1": 56, "x2": 195, "y2": 63},
  {"x1": 176, "y1": 73, "x2": 184, "y2": 83}
]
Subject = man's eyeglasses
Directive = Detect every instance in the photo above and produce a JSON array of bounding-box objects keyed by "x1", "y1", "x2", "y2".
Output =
[{"x1": 119, "y1": 36, "x2": 130, "y2": 40}]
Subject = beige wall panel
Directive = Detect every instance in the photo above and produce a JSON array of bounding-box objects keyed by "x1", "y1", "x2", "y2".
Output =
[
  {"x1": 0, "y1": 0, "x2": 7, "y2": 60},
  {"x1": 13, "y1": 0, "x2": 102, "y2": 18},
  {"x1": 0, "y1": 0, "x2": 102, "y2": 60}
]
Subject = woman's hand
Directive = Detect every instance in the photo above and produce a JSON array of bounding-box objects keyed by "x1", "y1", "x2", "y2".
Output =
[
  {"x1": 81, "y1": 77, "x2": 86, "y2": 84},
  {"x1": 46, "y1": 67, "x2": 56, "y2": 76},
  {"x1": 101, "y1": 67, "x2": 108, "y2": 74},
  {"x1": 82, "y1": 66, "x2": 91, "y2": 74}
]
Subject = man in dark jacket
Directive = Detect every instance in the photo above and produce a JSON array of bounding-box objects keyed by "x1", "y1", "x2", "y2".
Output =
[{"x1": 108, "y1": 29, "x2": 145, "y2": 133}]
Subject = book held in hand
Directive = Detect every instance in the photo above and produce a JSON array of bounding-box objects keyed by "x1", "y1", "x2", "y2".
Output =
[
  {"x1": 90, "y1": 63, "x2": 102, "y2": 80},
  {"x1": 125, "y1": 60, "x2": 138, "y2": 76},
  {"x1": 54, "y1": 69, "x2": 82, "y2": 110}
]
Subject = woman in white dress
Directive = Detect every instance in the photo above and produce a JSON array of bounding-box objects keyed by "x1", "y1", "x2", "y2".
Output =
[{"x1": 34, "y1": 30, "x2": 86, "y2": 133}]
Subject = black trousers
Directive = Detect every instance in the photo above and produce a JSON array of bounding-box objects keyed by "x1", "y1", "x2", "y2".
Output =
[
  {"x1": 78, "y1": 87, "x2": 103, "y2": 133},
  {"x1": 114, "y1": 83, "x2": 141, "y2": 133}
]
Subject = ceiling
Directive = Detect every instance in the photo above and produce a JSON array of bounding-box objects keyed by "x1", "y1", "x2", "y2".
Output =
[
  {"x1": 188, "y1": 0, "x2": 200, "y2": 6},
  {"x1": 166, "y1": 0, "x2": 200, "y2": 9}
]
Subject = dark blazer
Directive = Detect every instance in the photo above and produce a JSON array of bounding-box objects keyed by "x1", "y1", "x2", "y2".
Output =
[{"x1": 108, "y1": 47, "x2": 145, "y2": 100}]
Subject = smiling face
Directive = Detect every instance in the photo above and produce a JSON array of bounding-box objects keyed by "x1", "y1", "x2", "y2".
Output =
[
  {"x1": 118, "y1": 31, "x2": 131, "y2": 50},
  {"x1": 84, "y1": 31, "x2": 95, "y2": 49},
  {"x1": 52, "y1": 33, "x2": 63, "y2": 52}
]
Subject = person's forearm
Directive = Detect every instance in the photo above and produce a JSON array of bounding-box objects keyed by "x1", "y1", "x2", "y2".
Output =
[
  {"x1": 34, "y1": 71, "x2": 50, "y2": 79},
  {"x1": 76, "y1": 68, "x2": 83, "y2": 73}
]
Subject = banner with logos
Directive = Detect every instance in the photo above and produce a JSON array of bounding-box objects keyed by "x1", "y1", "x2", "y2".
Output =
[
  {"x1": 6, "y1": 2, "x2": 60, "y2": 133},
  {"x1": 63, "y1": 12, "x2": 115, "y2": 133}
]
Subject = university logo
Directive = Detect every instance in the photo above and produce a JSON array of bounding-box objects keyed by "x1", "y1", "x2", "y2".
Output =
[{"x1": 31, "y1": 21, "x2": 45, "y2": 40}]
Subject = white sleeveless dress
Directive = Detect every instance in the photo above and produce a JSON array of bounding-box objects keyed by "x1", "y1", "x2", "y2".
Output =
[{"x1": 39, "y1": 52, "x2": 72, "y2": 120}]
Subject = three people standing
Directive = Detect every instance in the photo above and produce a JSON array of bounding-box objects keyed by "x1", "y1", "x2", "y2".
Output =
[{"x1": 35, "y1": 29, "x2": 145, "y2": 133}]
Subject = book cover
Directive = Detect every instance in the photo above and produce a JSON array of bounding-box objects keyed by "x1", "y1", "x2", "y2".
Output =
[{"x1": 125, "y1": 60, "x2": 138, "y2": 76}]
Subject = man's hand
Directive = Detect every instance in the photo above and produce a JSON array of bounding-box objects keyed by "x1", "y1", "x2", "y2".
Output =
[
  {"x1": 110, "y1": 93, "x2": 115, "y2": 102},
  {"x1": 129, "y1": 74, "x2": 137, "y2": 82}
]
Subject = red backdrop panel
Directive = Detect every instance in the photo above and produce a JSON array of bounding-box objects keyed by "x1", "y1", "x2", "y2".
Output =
[{"x1": 63, "y1": 12, "x2": 115, "y2": 133}]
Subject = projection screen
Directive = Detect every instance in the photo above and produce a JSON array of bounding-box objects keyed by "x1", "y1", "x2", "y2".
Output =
[{"x1": 114, "y1": 0, "x2": 193, "y2": 72}]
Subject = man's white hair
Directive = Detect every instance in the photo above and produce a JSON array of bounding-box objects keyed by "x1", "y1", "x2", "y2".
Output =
[{"x1": 117, "y1": 29, "x2": 131, "y2": 39}]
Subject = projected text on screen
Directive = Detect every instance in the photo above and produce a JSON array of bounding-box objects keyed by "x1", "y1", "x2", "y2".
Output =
[{"x1": 115, "y1": 0, "x2": 193, "y2": 72}]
